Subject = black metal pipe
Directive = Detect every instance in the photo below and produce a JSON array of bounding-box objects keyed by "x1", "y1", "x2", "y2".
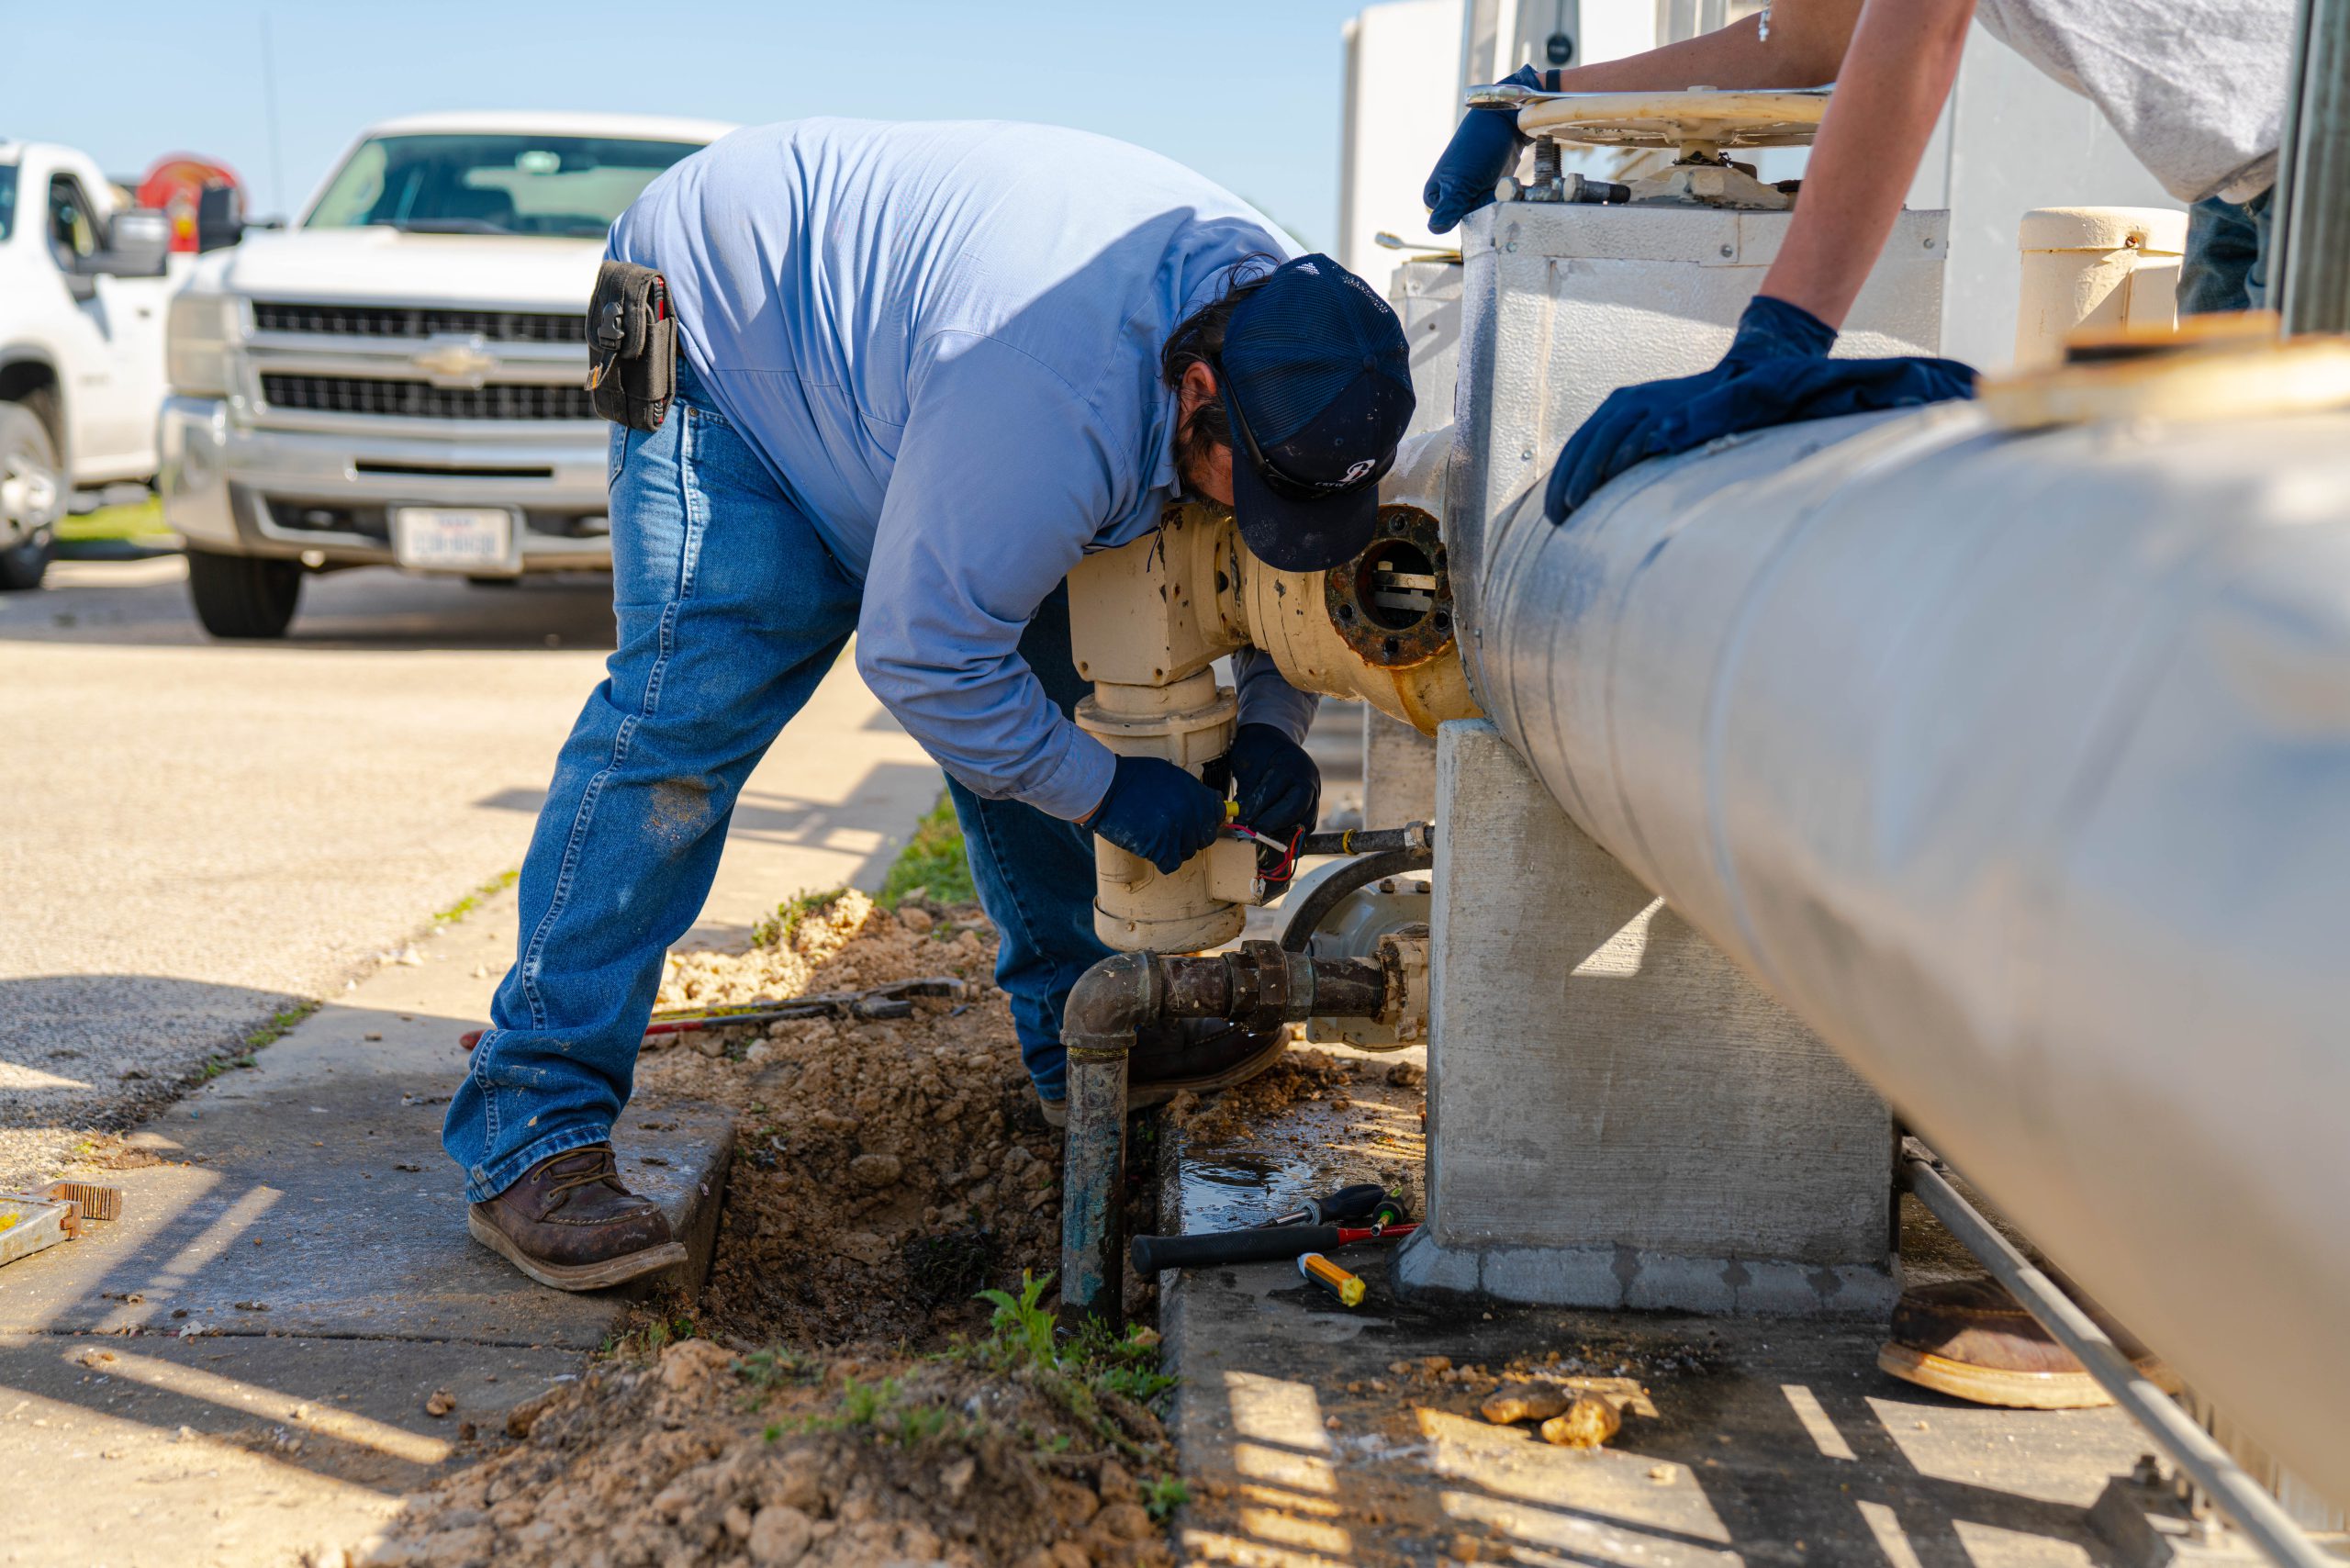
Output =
[
  {"x1": 1296, "y1": 822, "x2": 1434, "y2": 858},
  {"x1": 1058, "y1": 942, "x2": 1393, "y2": 1332},
  {"x1": 1280, "y1": 848, "x2": 1433, "y2": 953}
]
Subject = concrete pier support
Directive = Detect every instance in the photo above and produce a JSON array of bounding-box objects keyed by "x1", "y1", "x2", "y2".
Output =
[
  {"x1": 1361, "y1": 708, "x2": 1438, "y2": 825},
  {"x1": 1394, "y1": 720, "x2": 1898, "y2": 1316}
]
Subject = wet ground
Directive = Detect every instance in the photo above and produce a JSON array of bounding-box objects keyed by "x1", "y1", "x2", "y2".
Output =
[{"x1": 1154, "y1": 1046, "x2": 2157, "y2": 1567}]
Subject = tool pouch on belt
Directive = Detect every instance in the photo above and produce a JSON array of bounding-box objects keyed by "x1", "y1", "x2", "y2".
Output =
[{"x1": 586, "y1": 260, "x2": 676, "y2": 431}]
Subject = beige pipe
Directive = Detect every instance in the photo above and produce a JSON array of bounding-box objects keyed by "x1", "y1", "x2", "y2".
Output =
[
  {"x1": 2013, "y1": 206, "x2": 2188, "y2": 369},
  {"x1": 1065, "y1": 432, "x2": 1481, "y2": 952}
]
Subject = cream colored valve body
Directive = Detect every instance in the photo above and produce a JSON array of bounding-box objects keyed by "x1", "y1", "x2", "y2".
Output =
[
  {"x1": 1079, "y1": 669, "x2": 1253, "y2": 953},
  {"x1": 1066, "y1": 462, "x2": 1481, "y2": 954}
]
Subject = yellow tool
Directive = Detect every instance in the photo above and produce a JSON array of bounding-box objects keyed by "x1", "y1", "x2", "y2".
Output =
[{"x1": 1297, "y1": 1251, "x2": 1366, "y2": 1307}]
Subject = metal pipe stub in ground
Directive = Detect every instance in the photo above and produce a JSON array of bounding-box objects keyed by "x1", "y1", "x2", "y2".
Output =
[{"x1": 1057, "y1": 942, "x2": 1393, "y2": 1331}]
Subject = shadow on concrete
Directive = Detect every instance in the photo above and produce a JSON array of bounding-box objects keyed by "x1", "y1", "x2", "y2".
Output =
[
  {"x1": 1179, "y1": 1253, "x2": 2143, "y2": 1567},
  {"x1": 53, "y1": 537, "x2": 184, "y2": 563},
  {"x1": 0, "y1": 974, "x2": 308, "y2": 1137},
  {"x1": 0, "y1": 987, "x2": 724, "y2": 1518},
  {"x1": 476, "y1": 759, "x2": 942, "y2": 876},
  {"x1": 0, "y1": 556, "x2": 618, "y2": 652}
]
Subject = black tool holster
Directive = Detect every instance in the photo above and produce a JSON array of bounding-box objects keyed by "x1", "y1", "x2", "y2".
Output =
[{"x1": 586, "y1": 260, "x2": 677, "y2": 431}]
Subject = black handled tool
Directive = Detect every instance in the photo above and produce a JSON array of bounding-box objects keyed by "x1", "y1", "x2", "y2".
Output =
[
  {"x1": 1259, "y1": 1183, "x2": 1403, "y2": 1228},
  {"x1": 1131, "y1": 1220, "x2": 1417, "y2": 1275}
]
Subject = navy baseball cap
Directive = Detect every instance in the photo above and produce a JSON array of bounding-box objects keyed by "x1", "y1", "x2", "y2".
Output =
[{"x1": 1214, "y1": 254, "x2": 1416, "y2": 572}]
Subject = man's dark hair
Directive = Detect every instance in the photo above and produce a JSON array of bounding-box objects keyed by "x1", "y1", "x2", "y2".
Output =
[{"x1": 1160, "y1": 254, "x2": 1281, "y2": 476}]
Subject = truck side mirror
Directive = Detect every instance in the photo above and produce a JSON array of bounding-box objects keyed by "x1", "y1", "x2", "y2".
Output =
[
  {"x1": 196, "y1": 186, "x2": 246, "y2": 252},
  {"x1": 99, "y1": 209, "x2": 173, "y2": 277}
]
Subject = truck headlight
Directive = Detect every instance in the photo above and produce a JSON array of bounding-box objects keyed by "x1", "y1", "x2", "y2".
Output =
[{"x1": 166, "y1": 293, "x2": 240, "y2": 398}]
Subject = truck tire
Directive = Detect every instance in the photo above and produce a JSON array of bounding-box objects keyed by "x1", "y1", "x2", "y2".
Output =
[
  {"x1": 186, "y1": 548, "x2": 301, "y2": 639},
  {"x1": 0, "y1": 402, "x2": 60, "y2": 592}
]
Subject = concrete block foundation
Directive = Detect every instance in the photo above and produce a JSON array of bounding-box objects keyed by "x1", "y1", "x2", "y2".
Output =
[
  {"x1": 1361, "y1": 707, "x2": 1438, "y2": 826},
  {"x1": 1395, "y1": 719, "x2": 1898, "y2": 1317}
]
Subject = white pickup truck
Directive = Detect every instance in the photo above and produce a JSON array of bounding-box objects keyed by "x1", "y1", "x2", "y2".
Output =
[
  {"x1": 160, "y1": 111, "x2": 733, "y2": 636},
  {"x1": 0, "y1": 141, "x2": 173, "y2": 590}
]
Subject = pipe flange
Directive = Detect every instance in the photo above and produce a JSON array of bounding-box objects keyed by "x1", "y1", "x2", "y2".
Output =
[
  {"x1": 1326, "y1": 505, "x2": 1456, "y2": 668},
  {"x1": 1237, "y1": 939, "x2": 1296, "y2": 1033},
  {"x1": 1065, "y1": 1034, "x2": 1137, "y2": 1063}
]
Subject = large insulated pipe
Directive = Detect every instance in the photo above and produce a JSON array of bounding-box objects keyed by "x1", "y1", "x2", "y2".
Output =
[{"x1": 1462, "y1": 397, "x2": 2350, "y2": 1501}]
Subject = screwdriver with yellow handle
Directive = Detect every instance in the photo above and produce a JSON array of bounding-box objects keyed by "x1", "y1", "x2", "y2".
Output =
[{"x1": 1298, "y1": 1251, "x2": 1367, "y2": 1307}]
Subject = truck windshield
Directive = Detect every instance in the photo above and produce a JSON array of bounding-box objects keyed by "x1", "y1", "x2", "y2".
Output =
[
  {"x1": 0, "y1": 165, "x2": 16, "y2": 242},
  {"x1": 303, "y1": 134, "x2": 699, "y2": 239}
]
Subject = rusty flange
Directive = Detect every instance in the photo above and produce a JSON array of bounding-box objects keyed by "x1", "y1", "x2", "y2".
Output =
[{"x1": 1326, "y1": 504, "x2": 1456, "y2": 668}]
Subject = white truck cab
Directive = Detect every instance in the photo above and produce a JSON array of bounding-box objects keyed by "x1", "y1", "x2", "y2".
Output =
[
  {"x1": 0, "y1": 142, "x2": 173, "y2": 589},
  {"x1": 160, "y1": 111, "x2": 733, "y2": 636}
]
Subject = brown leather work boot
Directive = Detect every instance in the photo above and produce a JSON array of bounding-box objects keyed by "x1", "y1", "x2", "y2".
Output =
[
  {"x1": 1035, "y1": 1018, "x2": 1288, "y2": 1129},
  {"x1": 467, "y1": 1143, "x2": 687, "y2": 1292},
  {"x1": 1877, "y1": 1278, "x2": 2178, "y2": 1409}
]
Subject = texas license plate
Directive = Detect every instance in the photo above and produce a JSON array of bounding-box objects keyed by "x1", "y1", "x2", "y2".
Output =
[{"x1": 390, "y1": 507, "x2": 514, "y2": 571}]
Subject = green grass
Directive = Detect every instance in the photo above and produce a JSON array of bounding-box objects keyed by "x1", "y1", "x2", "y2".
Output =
[
  {"x1": 1144, "y1": 1475, "x2": 1191, "y2": 1523},
  {"x1": 877, "y1": 790, "x2": 975, "y2": 909},
  {"x1": 760, "y1": 1373, "x2": 967, "y2": 1449},
  {"x1": 746, "y1": 790, "x2": 973, "y2": 947},
  {"x1": 57, "y1": 497, "x2": 171, "y2": 543},
  {"x1": 750, "y1": 887, "x2": 851, "y2": 949},
  {"x1": 601, "y1": 1314, "x2": 699, "y2": 1358},
  {"x1": 960, "y1": 1271, "x2": 1179, "y2": 1462},
  {"x1": 432, "y1": 868, "x2": 519, "y2": 924},
  {"x1": 190, "y1": 998, "x2": 319, "y2": 1083}
]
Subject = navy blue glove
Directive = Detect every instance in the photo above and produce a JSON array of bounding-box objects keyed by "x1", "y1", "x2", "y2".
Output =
[
  {"x1": 1088, "y1": 754, "x2": 1225, "y2": 876},
  {"x1": 1225, "y1": 723, "x2": 1321, "y2": 841},
  {"x1": 1424, "y1": 64, "x2": 1556, "y2": 235},
  {"x1": 1545, "y1": 296, "x2": 1977, "y2": 521}
]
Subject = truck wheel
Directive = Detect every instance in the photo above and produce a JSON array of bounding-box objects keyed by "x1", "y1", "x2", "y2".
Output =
[
  {"x1": 186, "y1": 549, "x2": 301, "y2": 639},
  {"x1": 0, "y1": 402, "x2": 61, "y2": 592}
]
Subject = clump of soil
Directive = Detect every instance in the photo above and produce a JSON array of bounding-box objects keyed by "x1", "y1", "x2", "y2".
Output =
[
  {"x1": 1162, "y1": 1046, "x2": 1362, "y2": 1143},
  {"x1": 635, "y1": 890, "x2": 1078, "y2": 1347},
  {"x1": 362, "y1": 1338, "x2": 1178, "y2": 1568},
  {"x1": 364, "y1": 891, "x2": 1188, "y2": 1568}
]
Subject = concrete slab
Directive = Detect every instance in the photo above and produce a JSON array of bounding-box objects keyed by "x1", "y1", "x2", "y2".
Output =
[
  {"x1": 0, "y1": 1333, "x2": 579, "y2": 1568},
  {"x1": 1158, "y1": 1089, "x2": 2153, "y2": 1568},
  {"x1": 0, "y1": 891, "x2": 733, "y2": 1563},
  {"x1": 0, "y1": 891, "x2": 730, "y2": 1346}
]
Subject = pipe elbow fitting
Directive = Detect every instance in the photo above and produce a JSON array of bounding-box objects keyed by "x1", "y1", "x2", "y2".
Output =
[{"x1": 1061, "y1": 950, "x2": 1160, "y2": 1054}]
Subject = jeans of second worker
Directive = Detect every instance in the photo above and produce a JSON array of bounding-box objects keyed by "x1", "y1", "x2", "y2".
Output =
[
  {"x1": 2180, "y1": 188, "x2": 2273, "y2": 317},
  {"x1": 443, "y1": 366, "x2": 1116, "y2": 1198}
]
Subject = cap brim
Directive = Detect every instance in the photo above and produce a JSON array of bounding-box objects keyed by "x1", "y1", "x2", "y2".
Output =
[{"x1": 1225, "y1": 396, "x2": 1380, "y2": 573}]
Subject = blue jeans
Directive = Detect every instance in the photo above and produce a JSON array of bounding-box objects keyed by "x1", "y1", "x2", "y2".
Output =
[
  {"x1": 2179, "y1": 188, "x2": 2273, "y2": 317},
  {"x1": 443, "y1": 364, "x2": 1111, "y2": 1200}
]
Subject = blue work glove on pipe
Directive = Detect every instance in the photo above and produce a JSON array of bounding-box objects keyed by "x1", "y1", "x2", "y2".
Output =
[
  {"x1": 1545, "y1": 295, "x2": 1978, "y2": 521},
  {"x1": 1087, "y1": 754, "x2": 1226, "y2": 876},
  {"x1": 1225, "y1": 723, "x2": 1322, "y2": 842},
  {"x1": 1424, "y1": 63, "x2": 1557, "y2": 234}
]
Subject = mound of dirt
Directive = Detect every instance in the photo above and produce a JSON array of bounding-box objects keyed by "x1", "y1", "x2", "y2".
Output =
[
  {"x1": 364, "y1": 891, "x2": 1191, "y2": 1567},
  {"x1": 362, "y1": 1338, "x2": 1178, "y2": 1568},
  {"x1": 634, "y1": 890, "x2": 1084, "y2": 1347}
]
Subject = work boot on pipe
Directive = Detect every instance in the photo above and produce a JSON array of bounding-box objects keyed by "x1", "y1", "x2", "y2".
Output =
[
  {"x1": 1036, "y1": 1017, "x2": 1287, "y2": 1129},
  {"x1": 467, "y1": 1143, "x2": 688, "y2": 1292},
  {"x1": 1877, "y1": 1278, "x2": 2178, "y2": 1409}
]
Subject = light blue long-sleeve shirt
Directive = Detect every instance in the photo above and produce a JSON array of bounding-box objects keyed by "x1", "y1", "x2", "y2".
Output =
[{"x1": 609, "y1": 118, "x2": 1317, "y2": 820}]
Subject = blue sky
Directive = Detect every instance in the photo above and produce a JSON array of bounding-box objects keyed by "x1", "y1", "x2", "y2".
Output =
[{"x1": 1, "y1": 0, "x2": 1382, "y2": 247}]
